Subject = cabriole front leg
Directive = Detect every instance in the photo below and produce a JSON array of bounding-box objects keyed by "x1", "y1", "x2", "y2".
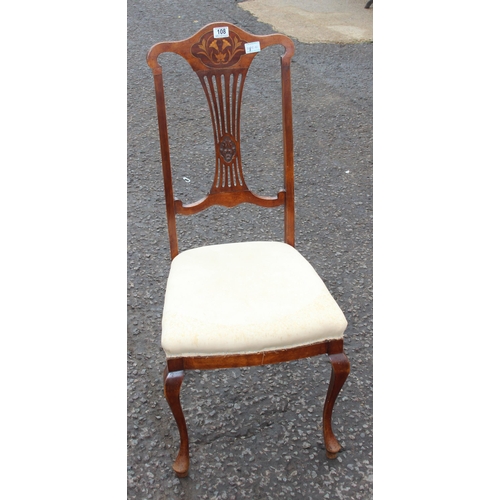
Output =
[
  {"x1": 323, "y1": 352, "x2": 350, "y2": 459},
  {"x1": 163, "y1": 366, "x2": 189, "y2": 477}
]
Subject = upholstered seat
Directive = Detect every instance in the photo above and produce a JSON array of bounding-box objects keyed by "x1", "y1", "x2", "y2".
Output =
[{"x1": 162, "y1": 241, "x2": 347, "y2": 358}]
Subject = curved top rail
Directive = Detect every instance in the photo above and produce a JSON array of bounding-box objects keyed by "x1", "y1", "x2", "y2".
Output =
[{"x1": 146, "y1": 22, "x2": 294, "y2": 73}]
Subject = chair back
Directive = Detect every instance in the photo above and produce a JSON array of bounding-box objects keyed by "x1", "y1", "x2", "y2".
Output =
[{"x1": 147, "y1": 22, "x2": 295, "y2": 258}]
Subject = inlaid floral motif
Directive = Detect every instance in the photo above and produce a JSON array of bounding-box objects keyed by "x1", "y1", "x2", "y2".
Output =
[{"x1": 192, "y1": 31, "x2": 247, "y2": 68}]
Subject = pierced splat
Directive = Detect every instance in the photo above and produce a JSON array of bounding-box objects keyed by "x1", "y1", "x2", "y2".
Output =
[
  {"x1": 191, "y1": 29, "x2": 252, "y2": 195},
  {"x1": 198, "y1": 69, "x2": 249, "y2": 193}
]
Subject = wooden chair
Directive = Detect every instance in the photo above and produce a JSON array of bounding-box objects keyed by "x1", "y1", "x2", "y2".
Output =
[{"x1": 146, "y1": 22, "x2": 350, "y2": 478}]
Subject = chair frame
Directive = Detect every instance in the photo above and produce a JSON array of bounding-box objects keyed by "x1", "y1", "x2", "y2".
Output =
[{"x1": 147, "y1": 22, "x2": 350, "y2": 478}]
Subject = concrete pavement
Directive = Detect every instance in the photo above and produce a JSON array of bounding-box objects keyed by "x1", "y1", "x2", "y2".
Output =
[{"x1": 238, "y1": 0, "x2": 373, "y2": 43}]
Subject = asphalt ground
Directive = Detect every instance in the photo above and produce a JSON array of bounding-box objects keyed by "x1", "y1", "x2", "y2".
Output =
[{"x1": 128, "y1": 0, "x2": 373, "y2": 498}]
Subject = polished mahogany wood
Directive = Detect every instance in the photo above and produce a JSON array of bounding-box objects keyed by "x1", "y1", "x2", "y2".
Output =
[
  {"x1": 166, "y1": 339, "x2": 344, "y2": 372},
  {"x1": 148, "y1": 22, "x2": 349, "y2": 477},
  {"x1": 323, "y1": 352, "x2": 350, "y2": 458},
  {"x1": 163, "y1": 368, "x2": 189, "y2": 477},
  {"x1": 174, "y1": 189, "x2": 286, "y2": 216}
]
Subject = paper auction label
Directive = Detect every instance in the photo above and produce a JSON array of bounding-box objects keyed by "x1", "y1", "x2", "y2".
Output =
[
  {"x1": 213, "y1": 26, "x2": 229, "y2": 38},
  {"x1": 244, "y1": 41, "x2": 261, "y2": 54}
]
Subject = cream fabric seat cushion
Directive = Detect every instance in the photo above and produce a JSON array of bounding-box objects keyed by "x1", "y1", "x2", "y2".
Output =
[{"x1": 162, "y1": 241, "x2": 347, "y2": 358}]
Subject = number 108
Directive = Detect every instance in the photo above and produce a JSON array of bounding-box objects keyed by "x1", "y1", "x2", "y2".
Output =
[{"x1": 213, "y1": 27, "x2": 229, "y2": 38}]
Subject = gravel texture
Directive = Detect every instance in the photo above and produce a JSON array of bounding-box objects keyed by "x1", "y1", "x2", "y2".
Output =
[{"x1": 128, "y1": 0, "x2": 372, "y2": 498}]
